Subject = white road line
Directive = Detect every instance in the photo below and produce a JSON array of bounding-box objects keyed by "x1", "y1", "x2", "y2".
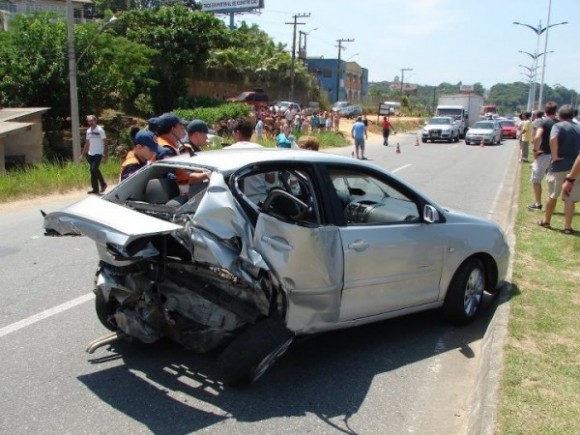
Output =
[
  {"x1": 392, "y1": 164, "x2": 412, "y2": 173},
  {"x1": 0, "y1": 293, "x2": 94, "y2": 338}
]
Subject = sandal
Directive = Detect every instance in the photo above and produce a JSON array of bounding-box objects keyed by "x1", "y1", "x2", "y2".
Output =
[
  {"x1": 563, "y1": 228, "x2": 574, "y2": 235},
  {"x1": 537, "y1": 220, "x2": 551, "y2": 229}
]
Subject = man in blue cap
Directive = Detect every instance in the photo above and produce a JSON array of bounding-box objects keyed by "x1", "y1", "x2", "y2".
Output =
[
  {"x1": 156, "y1": 113, "x2": 187, "y2": 160},
  {"x1": 186, "y1": 119, "x2": 211, "y2": 153},
  {"x1": 120, "y1": 129, "x2": 159, "y2": 181}
]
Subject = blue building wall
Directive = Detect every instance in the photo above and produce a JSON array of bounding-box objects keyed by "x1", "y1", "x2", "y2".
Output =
[{"x1": 306, "y1": 58, "x2": 368, "y2": 103}]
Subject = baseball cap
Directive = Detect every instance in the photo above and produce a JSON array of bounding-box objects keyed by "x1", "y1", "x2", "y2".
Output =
[
  {"x1": 157, "y1": 113, "x2": 182, "y2": 131},
  {"x1": 187, "y1": 119, "x2": 209, "y2": 134},
  {"x1": 134, "y1": 130, "x2": 160, "y2": 153},
  {"x1": 147, "y1": 117, "x2": 160, "y2": 134}
]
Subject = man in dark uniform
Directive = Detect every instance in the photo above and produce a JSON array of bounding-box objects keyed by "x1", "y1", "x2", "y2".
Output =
[{"x1": 120, "y1": 130, "x2": 159, "y2": 181}]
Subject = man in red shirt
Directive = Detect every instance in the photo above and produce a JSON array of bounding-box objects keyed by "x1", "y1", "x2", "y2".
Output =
[{"x1": 382, "y1": 116, "x2": 392, "y2": 146}]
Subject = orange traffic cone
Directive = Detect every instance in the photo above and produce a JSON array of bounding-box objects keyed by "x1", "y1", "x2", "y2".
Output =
[
  {"x1": 480, "y1": 138, "x2": 485, "y2": 148},
  {"x1": 415, "y1": 136, "x2": 420, "y2": 146},
  {"x1": 396, "y1": 143, "x2": 401, "y2": 154}
]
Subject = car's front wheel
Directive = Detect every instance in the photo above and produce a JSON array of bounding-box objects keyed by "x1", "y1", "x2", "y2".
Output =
[
  {"x1": 217, "y1": 319, "x2": 294, "y2": 386},
  {"x1": 443, "y1": 258, "x2": 485, "y2": 325}
]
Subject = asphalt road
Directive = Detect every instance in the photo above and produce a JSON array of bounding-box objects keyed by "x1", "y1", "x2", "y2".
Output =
[{"x1": 0, "y1": 135, "x2": 519, "y2": 434}]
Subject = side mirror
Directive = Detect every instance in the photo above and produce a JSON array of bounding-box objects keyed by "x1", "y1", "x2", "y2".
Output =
[{"x1": 423, "y1": 204, "x2": 440, "y2": 223}]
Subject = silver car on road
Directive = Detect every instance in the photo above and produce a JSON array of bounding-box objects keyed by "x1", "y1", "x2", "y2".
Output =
[
  {"x1": 44, "y1": 149, "x2": 510, "y2": 385},
  {"x1": 465, "y1": 120, "x2": 503, "y2": 145}
]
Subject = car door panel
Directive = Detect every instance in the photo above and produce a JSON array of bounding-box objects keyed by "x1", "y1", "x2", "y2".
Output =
[
  {"x1": 253, "y1": 213, "x2": 344, "y2": 333},
  {"x1": 338, "y1": 223, "x2": 444, "y2": 321}
]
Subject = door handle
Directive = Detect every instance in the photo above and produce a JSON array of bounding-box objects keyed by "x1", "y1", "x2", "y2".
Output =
[
  {"x1": 348, "y1": 239, "x2": 368, "y2": 251},
  {"x1": 261, "y1": 235, "x2": 292, "y2": 252}
]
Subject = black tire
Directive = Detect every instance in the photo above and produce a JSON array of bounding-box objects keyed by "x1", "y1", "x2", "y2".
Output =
[
  {"x1": 421, "y1": 138, "x2": 427, "y2": 143},
  {"x1": 443, "y1": 258, "x2": 485, "y2": 325},
  {"x1": 95, "y1": 291, "x2": 118, "y2": 332},
  {"x1": 217, "y1": 319, "x2": 294, "y2": 386}
]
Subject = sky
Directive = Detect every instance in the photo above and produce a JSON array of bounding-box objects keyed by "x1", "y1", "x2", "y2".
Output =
[{"x1": 213, "y1": 0, "x2": 580, "y2": 92}]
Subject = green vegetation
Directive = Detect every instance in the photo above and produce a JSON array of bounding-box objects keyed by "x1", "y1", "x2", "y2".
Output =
[
  {"x1": 175, "y1": 103, "x2": 251, "y2": 128},
  {"x1": 498, "y1": 164, "x2": 579, "y2": 434},
  {"x1": 0, "y1": 158, "x2": 121, "y2": 203}
]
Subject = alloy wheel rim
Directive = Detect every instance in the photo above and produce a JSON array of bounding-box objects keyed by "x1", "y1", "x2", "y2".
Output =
[{"x1": 463, "y1": 268, "x2": 484, "y2": 316}]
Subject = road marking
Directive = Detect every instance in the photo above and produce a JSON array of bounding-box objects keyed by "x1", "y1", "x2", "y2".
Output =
[
  {"x1": 0, "y1": 293, "x2": 93, "y2": 338},
  {"x1": 392, "y1": 164, "x2": 412, "y2": 173}
]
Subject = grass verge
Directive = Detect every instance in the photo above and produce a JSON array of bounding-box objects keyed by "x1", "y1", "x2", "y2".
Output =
[
  {"x1": 0, "y1": 158, "x2": 121, "y2": 203},
  {"x1": 498, "y1": 163, "x2": 579, "y2": 434}
]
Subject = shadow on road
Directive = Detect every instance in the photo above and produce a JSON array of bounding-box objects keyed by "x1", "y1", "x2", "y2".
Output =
[{"x1": 78, "y1": 287, "x2": 513, "y2": 434}]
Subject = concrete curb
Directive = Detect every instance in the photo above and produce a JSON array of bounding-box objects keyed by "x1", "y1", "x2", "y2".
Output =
[{"x1": 468, "y1": 144, "x2": 521, "y2": 434}]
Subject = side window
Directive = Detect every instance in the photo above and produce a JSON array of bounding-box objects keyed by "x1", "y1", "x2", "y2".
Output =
[
  {"x1": 329, "y1": 168, "x2": 420, "y2": 226},
  {"x1": 236, "y1": 167, "x2": 321, "y2": 226}
]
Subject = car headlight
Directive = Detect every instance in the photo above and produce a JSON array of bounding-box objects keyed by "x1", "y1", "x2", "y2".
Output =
[{"x1": 423, "y1": 128, "x2": 429, "y2": 133}]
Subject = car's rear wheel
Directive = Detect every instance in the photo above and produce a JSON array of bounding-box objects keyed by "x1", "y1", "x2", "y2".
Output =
[
  {"x1": 443, "y1": 258, "x2": 485, "y2": 325},
  {"x1": 217, "y1": 319, "x2": 294, "y2": 386}
]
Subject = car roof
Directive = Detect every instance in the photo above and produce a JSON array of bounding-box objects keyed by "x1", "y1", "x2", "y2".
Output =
[{"x1": 156, "y1": 148, "x2": 356, "y2": 173}]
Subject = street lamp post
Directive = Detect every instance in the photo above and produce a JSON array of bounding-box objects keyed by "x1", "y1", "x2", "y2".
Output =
[
  {"x1": 77, "y1": 16, "x2": 117, "y2": 64},
  {"x1": 518, "y1": 50, "x2": 552, "y2": 110},
  {"x1": 519, "y1": 63, "x2": 539, "y2": 111},
  {"x1": 298, "y1": 27, "x2": 317, "y2": 61},
  {"x1": 345, "y1": 53, "x2": 360, "y2": 62},
  {"x1": 400, "y1": 67, "x2": 412, "y2": 100},
  {"x1": 513, "y1": 11, "x2": 568, "y2": 109}
]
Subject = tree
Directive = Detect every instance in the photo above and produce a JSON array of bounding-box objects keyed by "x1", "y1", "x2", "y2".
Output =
[
  {"x1": 117, "y1": 5, "x2": 228, "y2": 112},
  {"x1": 0, "y1": 12, "x2": 156, "y2": 147}
]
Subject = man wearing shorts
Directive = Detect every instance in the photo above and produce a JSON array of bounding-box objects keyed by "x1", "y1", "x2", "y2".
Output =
[
  {"x1": 351, "y1": 116, "x2": 368, "y2": 160},
  {"x1": 537, "y1": 105, "x2": 580, "y2": 234},
  {"x1": 528, "y1": 102, "x2": 558, "y2": 210}
]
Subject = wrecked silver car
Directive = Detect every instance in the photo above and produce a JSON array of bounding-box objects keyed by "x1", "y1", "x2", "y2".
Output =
[{"x1": 43, "y1": 149, "x2": 510, "y2": 385}]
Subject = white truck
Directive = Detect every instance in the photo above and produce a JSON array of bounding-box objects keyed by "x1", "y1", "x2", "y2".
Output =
[{"x1": 436, "y1": 94, "x2": 484, "y2": 138}]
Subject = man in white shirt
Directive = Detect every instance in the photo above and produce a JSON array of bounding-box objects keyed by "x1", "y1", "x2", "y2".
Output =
[
  {"x1": 227, "y1": 119, "x2": 273, "y2": 204},
  {"x1": 80, "y1": 115, "x2": 108, "y2": 194}
]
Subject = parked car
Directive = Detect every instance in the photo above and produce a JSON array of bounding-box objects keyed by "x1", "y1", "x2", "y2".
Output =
[
  {"x1": 338, "y1": 104, "x2": 363, "y2": 118},
  {"x1": 465, "y1": 120, "x2": 503, "y2": 145},
  {"x1": 303, "y1": 101, "x2": 320, "y2": 115},
  {"x1": 44, "y1": 149, "x2": 510, "y2": 385},
  {"x1": 499, "y1": 120, "x2": 518, "y2": 139},
  {"x1": 332, "y1": 101, "x2": 350, "y2": 112},
  {"x1": 227, "y1": 90, "x2": 269, "y2": 108},
  {"x1": 274, "y1": 100, "x2": 301, "y2": 113},
  {"x1": 421, "y1": 116, "x2": 460, "y2": 143}
]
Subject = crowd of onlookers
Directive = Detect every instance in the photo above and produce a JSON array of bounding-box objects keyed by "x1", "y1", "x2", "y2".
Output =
[{"x1": 516, "y1": 103, "x2": 580, "y2": 235}]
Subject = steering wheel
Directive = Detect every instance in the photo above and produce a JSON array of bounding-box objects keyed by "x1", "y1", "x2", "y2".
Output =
[{"x1": 262, "y1": 189, "x2": 309, "y2": 221}]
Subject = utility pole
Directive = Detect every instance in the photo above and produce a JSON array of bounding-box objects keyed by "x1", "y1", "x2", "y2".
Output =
[
  {"x1": 400, "y1": 67, "x2": 413, "y2": 100},
  {"x1": 286, "y1": 13, "x2": 310, "y2": 101},
  {"x1": 335, "y1": 38, "x2": 354, "y2": 102}
]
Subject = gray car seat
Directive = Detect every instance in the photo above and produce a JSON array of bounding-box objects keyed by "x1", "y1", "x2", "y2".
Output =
[{"x1": 144, "y1": 178, "x2": 180, "y2": 204}]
